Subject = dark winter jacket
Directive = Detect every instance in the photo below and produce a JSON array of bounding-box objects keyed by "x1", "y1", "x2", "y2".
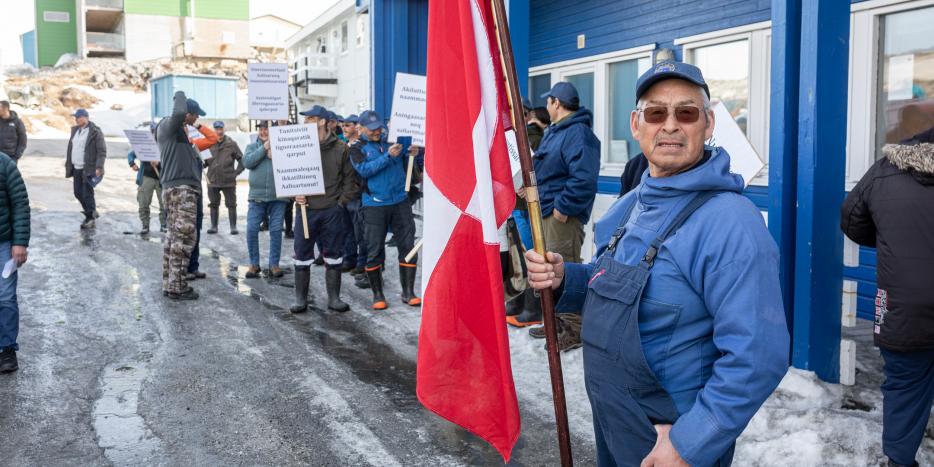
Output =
[
  {"x1": 306, "y1": 133, "x2": 358, "y2": 210},
  {"x1": 0, "y1": 111, "x2": 27, "y2": 160},
  {"x1": 0, "y1": 152, "x2": 30, "y2": 246},
  {"x1": 619, "y1": 153, "x2": 649, "y2": 197},
  {"x1": 205, "y1": 135, "x2": 244, "y2": 188},
  {"x1": 841, "y1": 142, "x2": 934, "y2": 352},
  {"x1": 527, "y1": 123, "x2": 544, "y2": 152},
  {"x1": 65, "y1": 122, "x2": 107, "y2": 178},
  {"x1": 532, "y1": 108, "x2": 601, "y2": 224},
  {"x1": 346, "y1": 139, "x2": 366, "y2": 202},
  {"x1": 157, "y1": 92, "x2": 202, "y2": 189}
]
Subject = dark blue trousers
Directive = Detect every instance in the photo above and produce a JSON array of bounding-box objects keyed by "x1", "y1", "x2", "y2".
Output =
[{"x1": 881, "y1": 348, "x2": 934, "y2": 466}]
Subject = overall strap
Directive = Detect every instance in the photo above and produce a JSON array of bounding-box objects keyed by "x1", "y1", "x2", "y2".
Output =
[
  {"x1": 606, "y1": 197, "x2": 640, "y2": 253},
  {"x1": 641, "y1": 191, "x2": 723, "y2": 268}
]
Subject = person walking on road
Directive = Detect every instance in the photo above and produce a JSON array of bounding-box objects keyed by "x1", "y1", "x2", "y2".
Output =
[
  {"x1": 0, "y1": 151, "x2": 30, "y2": 373},
  {"x1": 205, "y1": 121, "x2": 244, "y2": 235},
  {"x1": 65, "y1": 109, "x2": 106, "y2": 230},
  {"x1": 157, "y1": 92, "x2": 205, "y2": 300},
  {"x1": 243, "y1": 121, "x2": 287, "y2": 279},
  {"x1": 0, "y1": 101, "x2": 27, "y2": 164},
  {"x1": 841, "y1": 131, "x2": 934, "y2": 467},
  {"x1": 128, "y1": 124, "x2": 164, "y2": 234}
]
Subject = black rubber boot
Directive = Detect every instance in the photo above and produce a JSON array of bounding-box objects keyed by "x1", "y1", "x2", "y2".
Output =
[
  {"x1": 505, "y1": 291, "x2": 525, "y2": 316},
  {"x1": 325, "y1": 268, "x2": 350, "y2": 312},
  {"x1": 290, "y1": 266, "x2": 311, "y2": 313},
  {"x1": 506, "y1": 288, "x2": 542, "y2": 327},
  {"x1": 399, "y1": 264, "x2": 421, "y2": 307},
  {"x1": 0, "y1": 348, "x2": 18, "y2": 373},
  {"x1": 366, "y1": 268, "x2": 387, "y2": 310},
  {"x1": 207, "y1": 208, "x2": 219, "y2": 234},
  {"x1": 228, "y1": 207, "x2": 238, "y2": 234},
  {"x1": 354, "y1": 272, "x2": 370, "y2": 289}
]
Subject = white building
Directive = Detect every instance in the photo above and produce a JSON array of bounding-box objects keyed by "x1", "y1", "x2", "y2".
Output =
[
  {"x1": 250, "y1": 15, "x2": 300, "y2": 55},
  {"x1": 285, "y1": 0, "x2": 370, "y2": 116}
]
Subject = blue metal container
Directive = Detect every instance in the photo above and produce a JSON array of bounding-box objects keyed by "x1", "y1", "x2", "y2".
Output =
[{"x1": 150, "y1": 74, "x2": 239, "y2": 119}]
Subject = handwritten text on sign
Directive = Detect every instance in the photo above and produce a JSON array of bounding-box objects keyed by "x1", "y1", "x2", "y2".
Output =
[
  {"x1": 248, "y1": 63, "x2": 289, "y2": 120},
  {"x1": 388, "y1": 73, "x2": 427, "y2": 146},
  {"x1": 270, "y1": 124, "x2": 325, "y2": 197},
  {"x1": 124, "y1": 129, "x2": 160, "y2": 162}
]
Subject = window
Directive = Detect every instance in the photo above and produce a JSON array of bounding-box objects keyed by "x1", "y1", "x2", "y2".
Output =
[
  {"x1": 332, "y1": 28, "x2": 340, "y2": 54},
  {"x1": 691, "y1": 40, "x2": 750, "y2": 134},
  {"x1": 875, "y1": 5, "x2": 934, "y2": 157},
  {"x1": 341, "y1": 21, "x2": 349, "y2": 53},
  {"x1": 564, "y1": 72, "x2": 595, "y2": 111},
  {"x1": 316, "y1": 35, "x2": 326, "y2": 54},
  {"x1": 356, "y1": 15, "x2": 367, "y2": 48},
  {"x1": 607, "y1": 57, "x2": 651, "y2": 163},
  {"x1": 529, "y1": 74, "x2": 551, "y2": 108}
]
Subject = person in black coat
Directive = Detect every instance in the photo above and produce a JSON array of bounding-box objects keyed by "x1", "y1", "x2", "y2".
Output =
[
  {"x1": 0, "y1": 102, "x2": 27, "y2": 163},
  {"x1": 840, "y1": 134, "x2": 934, "y2": 467}
]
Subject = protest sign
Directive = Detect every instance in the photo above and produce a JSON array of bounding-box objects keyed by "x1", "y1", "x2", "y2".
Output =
[
  {"x1": 269, "y1": 124, "x2": 325, "y2": 197},
  {"x1": 388, "y1": 73, "x2": 427, "y2": 146},
  {"x1": 186, "y1": 126, "x2": 213, "y2": 161},
  {"x1": 124, "y1": 129, "x2": 160, "y2": 162},
  {"x1": 709, "y1": 102, "x2": 765, "y2": 186},
  {"x1": 248, "y1": 63, "x2": 290, "y2": 120}
]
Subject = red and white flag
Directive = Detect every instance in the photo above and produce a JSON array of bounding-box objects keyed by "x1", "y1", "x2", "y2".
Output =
[{"x1": 416, "y1": 0, "x2": 520, "y2": 461}]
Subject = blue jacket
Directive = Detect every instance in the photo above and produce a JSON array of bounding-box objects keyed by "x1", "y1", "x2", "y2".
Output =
[
  {"x1": 243, "y1": 140, "x2": 279, "y2": 202},
  {"x1": 533, "y1": 108, "x2": 600, "y2": 224},
  {"x1": 557, "y1": 148, "x2": 789, "y2": 467},
  {"x1": 351, "y1": 139, "x2": 409, "y2": 207}
]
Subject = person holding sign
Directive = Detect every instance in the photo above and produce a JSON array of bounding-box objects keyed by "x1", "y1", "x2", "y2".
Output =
[
  {"x1": 128, "y1": 123, "x2": 164, "y2": 234},
  {"x1": 351, "y1": 110, "x2": 422, "y2": 310},
  {"x1": 156, "y1": 92, "x2": 206, "y2": 301},
  {"x1": 290, "y1": 106, "x2": 359, "y2": 313},
  {"x1": 243, "y1": 121, "x2": 287, "y2": 279}
]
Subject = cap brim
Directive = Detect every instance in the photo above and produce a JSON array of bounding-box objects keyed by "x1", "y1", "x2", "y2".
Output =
[
  {"x1": 364, "y1": 123, "x2": 382, "y2": 130},
  {"x1": 636, "y1": 73, "x2": 710, "y2": 103},
  {"x1": 539, "y1": 91, "x2": 552, "y2": 99}
]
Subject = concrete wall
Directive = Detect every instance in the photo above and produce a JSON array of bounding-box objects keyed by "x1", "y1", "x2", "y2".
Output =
[{"x1": 124, "y1": 15, "x2": 250, "y2": 62}]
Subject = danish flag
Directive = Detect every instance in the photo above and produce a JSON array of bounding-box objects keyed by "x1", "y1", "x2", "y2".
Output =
[{"x1": 415, "y1": 0, "x2": 520, "y2": 461}]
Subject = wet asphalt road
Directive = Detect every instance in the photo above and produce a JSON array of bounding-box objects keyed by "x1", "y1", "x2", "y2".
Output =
[{"x1": 0, "y1": 156, "x2": 597, "y2": 466}]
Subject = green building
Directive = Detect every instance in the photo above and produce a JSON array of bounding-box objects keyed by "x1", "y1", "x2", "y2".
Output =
[{"x1": 32, "y1": 0, "x2": 250, "y2": 67}]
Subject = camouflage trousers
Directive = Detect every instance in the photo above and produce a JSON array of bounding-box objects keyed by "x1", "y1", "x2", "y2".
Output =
[{"x1": 162, "y1": 185, "x2": 199, "y2": 294}]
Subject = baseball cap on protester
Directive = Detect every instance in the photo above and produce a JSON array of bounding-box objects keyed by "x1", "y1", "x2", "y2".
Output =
[
  {"x1": 344, "y1": 114, "x2": 359, "y2": 124},
  {"x1": 73, "y1": 109, "x2": 89, "y2": 118},
  {"x1": 256, "y1": 120, "x2": 269, "y2": 128},
  {"x1": 299, "y1": 105, "x2": 329, "y2": 119},
  {"x1": 186, "y1": 98, "x2": 207, "y2": 116},
  {"x1": 540, "y1": 82, "x2": 580, "y2": 107},
  {"x1": 358, "y1": 110, "x2": 384, "y2": 131},
  {"x1": 635, "y1": 60, "x2": 710, "y2": 104},
  {"x1": 521, "y1": 97, "x2": 532, "y2": 110},
  {"x1": 212, "y1": 120, "x2": 225, "y2": 128}
]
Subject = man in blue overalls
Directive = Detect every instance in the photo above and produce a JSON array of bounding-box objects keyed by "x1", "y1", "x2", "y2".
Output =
[{"x1": 526, "y1": 61, "x2": 790, "y2": 466}]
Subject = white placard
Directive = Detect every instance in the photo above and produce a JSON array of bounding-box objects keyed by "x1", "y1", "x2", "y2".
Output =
[
  {"x1": 887, "y1": 54, "x2": 914, "y2": 101},
  {"x1": 269, "y1": 124, "x2": 325, "y2": 197},
  {"x1": 187, "y1": 126, "x2": 213, "y2": 161},
  {"x1": 388, "y1": 73, "x2": 427, "y2": 146},
  {"x1": 709, "y1": 102, "x2": 764, "y2": 187},
  {"x1": 248, "y1": 63, "x2": 290, "y2": 120},
  {"x1": 124, "y1": 129, "x2": 160, "y2": 162},
  {"x1": 504, "y1": 130, "x2": 524, "y2": 190}
]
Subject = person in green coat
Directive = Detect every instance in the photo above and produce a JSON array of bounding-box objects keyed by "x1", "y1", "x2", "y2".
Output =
[{"x1": 0, "y1": 151, "x2": 30, "y2": 373}]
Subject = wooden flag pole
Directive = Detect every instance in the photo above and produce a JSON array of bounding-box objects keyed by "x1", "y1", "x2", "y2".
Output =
[
  {"x1": 490, "y1": 1, "x2": 573, "y2": 466},
  {"x1": 404, "y1": 153, "x2": 416, "y2": 192}
]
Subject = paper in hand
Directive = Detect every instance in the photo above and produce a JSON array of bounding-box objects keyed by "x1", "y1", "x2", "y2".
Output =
[{"x1": 2, "y1": 258, "x2": 16, "y2": 279}]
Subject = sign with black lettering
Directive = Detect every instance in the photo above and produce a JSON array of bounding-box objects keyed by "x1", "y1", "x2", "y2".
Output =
[
  {"x1": 388, "y1": 73, "x2": 427, "y2": 146},
  {"x1": 269, "y1": 124, "x2": 325, "y2": 197}
]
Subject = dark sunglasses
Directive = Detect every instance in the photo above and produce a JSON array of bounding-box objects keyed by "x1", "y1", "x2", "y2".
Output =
[{"x1": 639, "y1": 105, "x2": 706, "y2": 124}]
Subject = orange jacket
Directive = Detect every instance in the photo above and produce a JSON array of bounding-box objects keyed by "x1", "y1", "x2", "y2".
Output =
[{"x1": 189, "y1": 124, "x2": 218, "y2": 151}]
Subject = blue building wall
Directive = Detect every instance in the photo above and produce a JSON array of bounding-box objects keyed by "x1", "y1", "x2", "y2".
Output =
[
  {"x1": 20, "y1": 30, "x2": 37, "y2": 68},
  {"x1": 150, "y1": 74, "x2": 239, "y2": 120}
]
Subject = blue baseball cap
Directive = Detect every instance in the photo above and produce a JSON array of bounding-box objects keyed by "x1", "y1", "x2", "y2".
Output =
[
  {"x1": 186, "y1": 99, "x2": 206, "y2": 116},
  {"x1": 212, "y1": 120, "x2": 224, "y2": 128},
  {"x1": 344, "y1": 114, "x2": 359, "y2": 124},
  {"x1": 326, "y1": 111, "x2": 338, "y2": 121},
  {"x1": 521, "y1": 97, "x2": 532, "y2": 110},
  {"x1": 299, "y1": 105, "x2": 329, "y2": 119},
  {"x1": 73, "y1": 109, "x2": 89, "y2": 118},
  {"x1": 635, "y1": 60, "x2": 710, "y2": 104},
  {"x1": 540, "y1": 82, "x2": 579, "y2": 107},
  {"x1": 359, "y1": 110, "x2": 383, "y2": 131}
]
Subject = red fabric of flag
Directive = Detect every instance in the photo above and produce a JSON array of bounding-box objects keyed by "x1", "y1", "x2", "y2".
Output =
[{"x1": 416, "y1": 0, "x2": 520, "y2": 462}]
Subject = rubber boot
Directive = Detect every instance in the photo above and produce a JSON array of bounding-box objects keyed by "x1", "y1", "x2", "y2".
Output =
[
  {"x1": 207, "y1": 207, "x2": 219, "y2": 234},
  {"x1": 366, "y1": 267, "x2": 387, "y2": 310},
  {"x1": 325, "y1": 268, "x2": 350, "y2": 312},
  {"x1": 290, "y1": 266, "x2": 311, "y2": 313},
  {"x1": 506, "y1": 288, "x2": 543, "y2": 327},
  {"x1": 228, "y1": 207, "x2": 239, "y2": 234},
  {"x1": 505, "y1": 291, "x2": 525, "y2": 316},
  {"x1": 354, "y1": 272, "x2": 371, "y2": 289},
  {"x1": 399, "y1": 263, "x2": 421, "y2": 306}
]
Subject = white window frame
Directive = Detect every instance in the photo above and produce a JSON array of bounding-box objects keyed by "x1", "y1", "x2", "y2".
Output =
[
  {"x1": 528, "y1": 44, "x2": 656, "y2": 177},
  {"x1": 847, "y1": 0, "x2": 934, "y2": 190},
  {"x1": 677, "y1": 21, "x2": 772, "y2": 186}
]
